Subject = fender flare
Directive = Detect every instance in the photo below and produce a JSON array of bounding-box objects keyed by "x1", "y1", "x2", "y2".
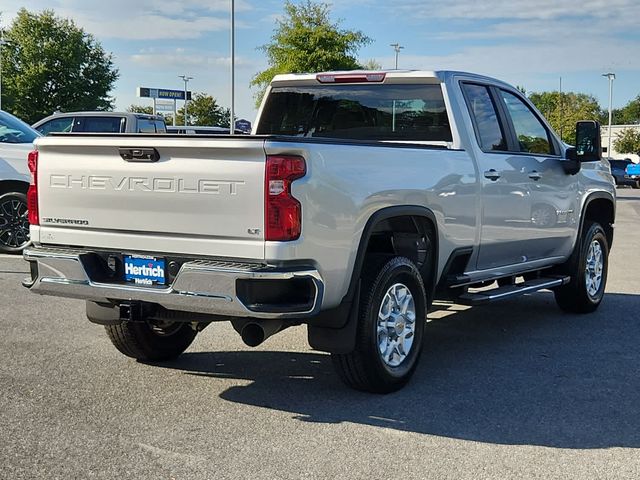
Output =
[
  {"x1": 577, "y1": 191, "x2": 616, "y2": 247},
  {"x1": 308, "y1": 205, "x2": 439, "y2": 353}
]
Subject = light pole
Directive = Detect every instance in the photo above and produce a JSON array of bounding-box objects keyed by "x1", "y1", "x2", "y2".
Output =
[
  {"x1": 390, "y1": 43, "x2": 404, "y2": 69},
  {"x1": 179, "y1": 74, "x2": 193, "y2": 127},
  {"x1": 230, "y1": 0, "x2": 235, "y2": 133},
  {"x1": 603, "y1": 72, "x2": 615, "y2": 158}
]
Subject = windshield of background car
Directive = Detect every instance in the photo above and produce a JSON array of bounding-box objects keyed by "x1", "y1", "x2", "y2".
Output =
[
  {"x1": 0, "y1": 111, "x2": 40, "y2": 143},
  {"x1": 37, "y1": 117, "x2": 74, "y2": 135},
  {"x1": 257, "y1": 84, "x2": 452, "y2": 142}
]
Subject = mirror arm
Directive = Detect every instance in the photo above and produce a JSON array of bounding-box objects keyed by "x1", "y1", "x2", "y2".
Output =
[{"x1": 563, "y1": 147, "x2": 581, "y2": 175}]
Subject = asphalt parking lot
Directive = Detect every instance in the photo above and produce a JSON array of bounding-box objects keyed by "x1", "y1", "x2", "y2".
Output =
[{"x1": 1, "y1": 190, "x2": 640, "y2": 479}]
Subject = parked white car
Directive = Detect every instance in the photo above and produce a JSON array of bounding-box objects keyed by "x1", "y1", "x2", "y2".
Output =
[{"x1": 0, "y1": 110, "x2": 40, "y2": 253}]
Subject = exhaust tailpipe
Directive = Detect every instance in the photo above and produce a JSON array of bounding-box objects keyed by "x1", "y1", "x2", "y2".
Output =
[{"x1": 233, "y1": 320, "x2": 284, "y2": 347}]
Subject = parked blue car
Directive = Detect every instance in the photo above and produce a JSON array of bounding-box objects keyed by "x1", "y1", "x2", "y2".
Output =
[{"x1": 609, "y1": 159, "x2": 640, "y2": 188}]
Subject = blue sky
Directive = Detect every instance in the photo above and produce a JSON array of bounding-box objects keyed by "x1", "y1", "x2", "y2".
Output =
[{"x1": 1, "y1": 0, "x2": 638, "y2": 123}]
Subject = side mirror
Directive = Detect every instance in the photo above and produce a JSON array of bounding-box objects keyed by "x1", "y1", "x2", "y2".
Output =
[{"x1": 574, "y1": 120, "x2": 602, "y2": 162}]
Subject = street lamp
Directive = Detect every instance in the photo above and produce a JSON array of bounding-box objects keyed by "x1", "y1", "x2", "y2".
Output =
[
  {"x1": 178, "y1": 74, "x2": 193, "y2": 127},
  {"x1": 390, "y1": 43, "x2": 404, "y2": 70},
  {"x1": 230, "y1": 0, "x2": 235, "y2": 133},
  {"x1": 602, "y1": 72, "x2": 616, "y2": 158}
]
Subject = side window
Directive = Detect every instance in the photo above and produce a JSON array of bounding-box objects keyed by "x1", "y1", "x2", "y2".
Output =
[
  {"x1": 137, "y1": 119, "x2": 158, "y2": 133},
  {"x1": 37, "y1": 117, "x2": 75, "y2": 135},
  {"x1": 461, "y1": 83, "x2": 507, "y2": 151},
  {"x1": 499, "y1": 90, "x2": 555, "y2": 155},
  {"x1": 154, "y1": 120, "x2": 166, "y2": 133},
  {"x1": 77, "y1": 117, "x2": 123, "y2": 133}
]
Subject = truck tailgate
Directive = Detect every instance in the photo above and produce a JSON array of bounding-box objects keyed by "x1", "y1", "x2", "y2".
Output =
[{"x1": 34, "y1": 136, "x2": 267, "y2": 259}]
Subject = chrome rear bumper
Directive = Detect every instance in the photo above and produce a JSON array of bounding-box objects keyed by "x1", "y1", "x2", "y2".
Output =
[{"x1": 23, "y1": 247, "x2": 323, "y2": 319}]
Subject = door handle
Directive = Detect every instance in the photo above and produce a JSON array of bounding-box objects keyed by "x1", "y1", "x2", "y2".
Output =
[
  {"x1": 119, "y1": 147, "x2": 160, "y2": 162},
  {"x1": 528, "y1": 171, "x2": 542, "y2": 181},
  {"x1": 483, "y1": 169, "x2": 501, "y2": 181}
]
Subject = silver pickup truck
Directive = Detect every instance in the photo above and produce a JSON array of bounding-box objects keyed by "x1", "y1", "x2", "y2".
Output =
[{"x1": 23, "y1": 70, "x2": 615, "y2": 393}]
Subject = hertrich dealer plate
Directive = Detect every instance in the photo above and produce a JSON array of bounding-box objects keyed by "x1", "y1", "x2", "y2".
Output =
[{"x1": 124, "y1": 255, "x2": 166, "y2": 285}]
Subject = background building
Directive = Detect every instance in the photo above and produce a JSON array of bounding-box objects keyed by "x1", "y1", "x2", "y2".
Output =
[{"x1": 601, "y1": 124, "x2": 640, "y2": 163}]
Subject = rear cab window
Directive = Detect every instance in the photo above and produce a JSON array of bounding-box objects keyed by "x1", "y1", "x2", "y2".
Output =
[{"x1": 256, "y1": 83, "x2": 452, "y2": 142}]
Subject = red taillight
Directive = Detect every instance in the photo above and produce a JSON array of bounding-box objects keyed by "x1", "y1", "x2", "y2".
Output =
[
  {"x1": 316, "y1": 73, "x2": 386, "y2": 84},
  {"x1": 265, "y1": 155, "x2": 306, "y2": 241},
  {"x1": 27, "y1": 150, "x2": 39, "y2": 225}
]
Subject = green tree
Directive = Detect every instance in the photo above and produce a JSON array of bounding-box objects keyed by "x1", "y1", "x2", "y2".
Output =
[
  {"x1": 529, "y1": 91, "x2": 603, "y2": 144},
  {"x1": 360, "y1": 59, "x2": 382, "y2": 70},
  {"x1": 613, "y1": 128, "x2": 640, "y2": 155},
  {"x1": 127, "y1": 104, "x2": 154, "y2": 114},
  {"x1": 1, "y1": 9, "x2": 119, "y2": 124},
  {"x1": 612, "y1": 95, "x2": 640, "y2": 125},
  {"x1": 174, "y1": 93, "x2": 230, "y2": 126},
  {"x1": 251, "y1": 0, "x2": 371, "y2": 106}
]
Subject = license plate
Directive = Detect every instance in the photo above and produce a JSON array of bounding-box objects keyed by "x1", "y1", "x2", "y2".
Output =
[{"x1": 124, "y1": 255, "x2": 166, "y2": 285}]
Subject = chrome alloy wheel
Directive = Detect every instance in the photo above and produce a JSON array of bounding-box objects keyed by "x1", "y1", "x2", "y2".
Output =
[
  {"x1": 377, "y1": 283, "x2": 416, "y2": 367},
  {"x1": 0, "y1": 197, "x2": 29, "y2": 249},
  {"x1": 585, "y1": 239, "x2": 604, "y2": 298}
]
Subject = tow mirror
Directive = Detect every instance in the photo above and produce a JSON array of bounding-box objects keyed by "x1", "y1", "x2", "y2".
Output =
[{"x1": 572, "y1": 120, "x2": 602, "y2": 162}]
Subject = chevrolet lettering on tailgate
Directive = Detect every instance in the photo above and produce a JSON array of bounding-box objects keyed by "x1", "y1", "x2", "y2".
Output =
[{"x1": 49, "y1": 175, "x2": 245, "y2": 195}]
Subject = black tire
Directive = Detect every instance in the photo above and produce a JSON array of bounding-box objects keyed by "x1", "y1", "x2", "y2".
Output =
[
  {"x1": 554, "y1": 221, "x2": 608, "y2": 313},
  {"x1": 0, "y1": 192, "x2": 30, "y2": 254},
  {"x1": 332, "y1": 256, "x2": 427, "y2": 393},
  {"x1": 105, "y1": 321, "x2": 197, "y2": 361},
  {"x1": 633, "y1": 181, "x2": 640, "y2": 189}
]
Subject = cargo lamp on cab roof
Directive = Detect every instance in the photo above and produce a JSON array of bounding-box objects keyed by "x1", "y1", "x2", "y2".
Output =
[{"x1": 316, "y1": 73, "x2": 386, "y2": 84}]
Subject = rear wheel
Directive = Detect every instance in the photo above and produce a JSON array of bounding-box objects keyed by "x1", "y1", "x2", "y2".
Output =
[
  {"x1": 0, "y1": 192, "x2": 30, "y2": 254},
  {"x1": 105, "y1": 320, "x2": 197, "y2": 361},
  {"x1": 554, "y1": 221, "x2": 608, "y2": 313},
  {"x1": 332, "y1": 256, "x2": 427, "y2": 393}
]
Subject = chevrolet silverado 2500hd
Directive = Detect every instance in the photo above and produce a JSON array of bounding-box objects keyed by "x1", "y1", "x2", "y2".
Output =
[{"x1": 23, "y1": 71, "x2": 615, "y2": 393}]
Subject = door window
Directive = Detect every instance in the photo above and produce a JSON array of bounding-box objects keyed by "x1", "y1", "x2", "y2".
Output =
[
  {"x1": 461, "y1": 83, "x2": 507, "y2": 152},
  {"x1": 499, "y1": 90, "x2": 555, "y2": 155},
  {"x1": 77, "y1": 116, "x2": 124, "y2": 133}
]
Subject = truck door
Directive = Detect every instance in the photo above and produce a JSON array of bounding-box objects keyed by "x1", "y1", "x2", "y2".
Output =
[
  {"x1": 495, "y1": 89, "x2": 578, "y2": 261},
  {"x1": 461, "y1": 82, "x2": 533, "y2": 270}
]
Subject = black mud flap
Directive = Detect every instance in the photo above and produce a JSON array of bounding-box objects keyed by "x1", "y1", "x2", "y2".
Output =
[{"x1": 307, "y1": 283, "x2": 360, "y2": 354}]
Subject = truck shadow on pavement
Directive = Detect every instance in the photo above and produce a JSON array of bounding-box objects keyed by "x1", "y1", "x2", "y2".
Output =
[{"x1": 159, "y1": 292, "x2": 640, "y2": 449}]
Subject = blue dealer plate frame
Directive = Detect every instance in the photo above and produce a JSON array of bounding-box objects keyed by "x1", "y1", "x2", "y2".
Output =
[{"x1": 124, "y1": 255, "x2": 166, "y2": 286}]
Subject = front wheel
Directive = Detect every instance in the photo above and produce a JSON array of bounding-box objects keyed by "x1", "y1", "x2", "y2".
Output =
[
  {"x1": 554, "y1": 221, "x2": 609, "y2": 313},
  {"x1": 0, "y1": 192, "x2": 30, "y2": 254},
  {"x1": 332, "y1": 256, "x2": 427, "y2": 393},
  {"x1": 105, "y1": 320, "x2": 197, "y2": 361}
]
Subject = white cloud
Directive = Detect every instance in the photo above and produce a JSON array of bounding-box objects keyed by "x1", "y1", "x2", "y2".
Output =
[
  {"x1": 129, "y1": 49, "x2": 255, "y2": 70},
  {"x1": 0, "y1": 0, "x2": 252, "y2": 40},
  {"x1": 396, "y1": 0, "x2": 638, "y2": 21},
  {"x1": 386, "y1": 37, "x2": 638, "y2": 84}
]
